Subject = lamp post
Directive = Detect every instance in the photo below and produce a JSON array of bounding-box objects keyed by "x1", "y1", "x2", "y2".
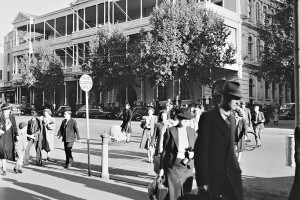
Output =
[{"x1": 289, "y1": 1, "x2": 300, "y2": 199}]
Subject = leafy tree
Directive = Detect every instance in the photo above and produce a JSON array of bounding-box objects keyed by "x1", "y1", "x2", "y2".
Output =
[
  {"x1": 20, "y1": 46, "x2": 65, "y2": 103},
  {"x1": 256, "y1": 0, "x2": 293, "y2": 84},
  {"x1": 81, "y1": 24, "x2": 138, "y2": 105},
  {"x1": 137, "y1": 0, "x2": 236, "y2": 102}
]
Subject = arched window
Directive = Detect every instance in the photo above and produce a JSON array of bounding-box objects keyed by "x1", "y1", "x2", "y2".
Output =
[
  {"x1": 265, "y1": 81, "x2": 269, "y2": 99},
  {"x1": 249, "y1": 78, "x2": 254, "y2": 98},
  {"x1": 247, "y1": 0, "x2": 253, "y2": 19},
  {"x1": 256, "y1": 39, "x2": 261, "y2": 60},
  {"x1": 248, "y1": 36, "x2": 253, "y2": 58},
  {"x1": 256, "y1": 2, "x2": 261, "y2": 22}
]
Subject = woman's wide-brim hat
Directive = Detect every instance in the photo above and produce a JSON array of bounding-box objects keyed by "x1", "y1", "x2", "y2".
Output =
[
  {"x1": 1, "y1": 103, "x2": 12, "y2": 111},
  {"x1": 221, "y1": 80, "x2": 242, "y2": 100},
  {"x1": 176, "y1": 108, "x2": 194, "y2": 120}
]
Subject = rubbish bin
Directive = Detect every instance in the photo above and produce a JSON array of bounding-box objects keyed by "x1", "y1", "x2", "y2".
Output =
[{"x1": 286, "y1": 134, "x2": 295, "y2": 167}]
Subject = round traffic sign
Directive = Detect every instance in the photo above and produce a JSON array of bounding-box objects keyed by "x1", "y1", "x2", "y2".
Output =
[{"x1": 79, "y1": 74, "x2": 93, "y2": 92}]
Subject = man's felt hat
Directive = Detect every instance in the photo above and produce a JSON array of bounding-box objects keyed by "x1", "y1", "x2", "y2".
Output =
[
  {"x1": 177, "y1": 108, "x2": 194, "y2": 120},
  {"x1": 222, "y1": 80, "x2": 242, "y2": 100}
]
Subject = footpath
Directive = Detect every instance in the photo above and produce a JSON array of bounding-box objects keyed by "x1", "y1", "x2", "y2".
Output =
[{"x1": 0, "y1": 119, "x2": 297, "y2": 200}]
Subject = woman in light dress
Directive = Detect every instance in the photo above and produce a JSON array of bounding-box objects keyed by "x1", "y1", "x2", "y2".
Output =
[{"x1": 41, "y1": 108, "x2": 56, "y2": 161}]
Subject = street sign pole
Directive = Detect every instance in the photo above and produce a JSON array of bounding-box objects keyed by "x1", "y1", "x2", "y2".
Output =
[
  {"x1": 86, "y1": 90, "x2": 91, "y2": 177},
  {"x1": 79, "y1": 74, "x2": 93, "y2": 177}
]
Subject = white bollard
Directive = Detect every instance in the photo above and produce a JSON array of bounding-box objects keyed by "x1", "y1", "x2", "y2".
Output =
[
  {"x1": 286, "y1": 134, "x2": 296, "y2": 167},
  {"x1": 100, "y1": 132, "x2": 110, "y2": 179}
]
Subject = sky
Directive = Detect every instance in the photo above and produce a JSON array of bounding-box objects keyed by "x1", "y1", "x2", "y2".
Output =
[{"x1": 0, "y1": 0, "x2": 73, "y2": 47}]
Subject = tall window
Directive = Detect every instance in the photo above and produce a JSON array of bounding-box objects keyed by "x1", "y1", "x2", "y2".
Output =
[
  {"x1": 265, "y1": 81, "x2": 269, "y2": 99},
  {"x1": 7, "y1": 53, "x2": 10, "y2": 64},
  {"x1": 256, "y1": 2, "x2": 261, "y2": 23},
  {"x1": 279, "y1": 83, "x2": 283, "y2": 96},
  {"x1": 285, "y1": 84, "x2": 289, "y2": 99},
  {"x1": 247, "y1": 0, "x2": 253, "y2": 19},
  {"x1": 181, "y1": 84, "x2": 190, "y2": 100},
  {"x1": 272, "y1": 83, "x2": 276, "y2": 98},
  {"x1": 158, "y1": 85, "x2": 167, "y2": 101},
  {"x1": 256, "y1": 39, "x2": 261, "y2": 60},
  {"x1": 0, "y1": 70, "x2": 2, "y2": 80},
  {"x1": 7, "y1": 71, "x2": 10, "y2": 81},
  {"x1": 248, "y1": 36, "x2": 253, "y2": 58},
  {"x1": 249, "y1": 78, "x2": 254, "y2": 98}
]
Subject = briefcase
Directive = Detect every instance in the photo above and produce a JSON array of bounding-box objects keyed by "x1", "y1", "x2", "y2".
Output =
[{"x1": 157, "y1": 180, "x2": 168, "y2": 200}]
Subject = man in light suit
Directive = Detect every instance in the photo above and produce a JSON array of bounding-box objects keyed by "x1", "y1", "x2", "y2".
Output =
[
  {"x1": 194, "y1": 80, "x2": 244, "y2": 200},
  {"x1": 57, "y1": 110, "x2": 81, "y2": 168},
  {"x1": 251, "y1": 104, "x2": 265, "y2": 147}
]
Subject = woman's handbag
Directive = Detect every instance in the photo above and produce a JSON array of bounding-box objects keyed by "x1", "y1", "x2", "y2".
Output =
[{"x1": 140, "y1": 119, "x2": 146, "y2": 129}]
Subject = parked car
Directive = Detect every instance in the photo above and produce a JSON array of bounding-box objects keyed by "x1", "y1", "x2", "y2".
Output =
[
  {"x1": 279, "y1": 103, "x2": 295, "y2": 119},
  {"x1": 117, "y1": 105, "x2": 159, "y2": 121},
  {"x1": 19, "y1": 103, "x2": 35, "y2": 115},
  {"x1": 53, "y1": 106, "x2": 72, "y2": 117},
  {"x1": 75, "y1": 105, "x2": 115, "y2": 119},
  {"x1": 11, "y1": 104, "x2": 22, "y2": 116}
]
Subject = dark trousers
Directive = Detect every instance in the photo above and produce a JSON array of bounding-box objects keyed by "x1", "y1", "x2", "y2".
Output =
[
  {"x1": 24, "y1": 139, "x2": 42, "y2": 165},
  {"x1": 64, "y1": 141, "x2": 74, "y2": 165}
]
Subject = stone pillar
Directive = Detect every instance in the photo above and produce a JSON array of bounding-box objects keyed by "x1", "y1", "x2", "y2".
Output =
[{"x1": 100, "y1": 132, "x2": 110, "y2": 179}]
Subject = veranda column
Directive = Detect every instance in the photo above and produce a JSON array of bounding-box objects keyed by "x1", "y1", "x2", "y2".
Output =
[
  {"x1": 16, "y1": 87, "x2": 18, "y2": 103},
  {"x1": 20, "y1": 87, "x2": 22, "y2": 103},
  {"x1": 64, "y1": 82, "x2": 67, "y2": 105},
  {"x1": 140, "y1": 80, "x2": 143, "y2": 102},
  {"x1": 32, "y1": 90, "x2": 35, "y2": 105},
  {"x1": 42, "y1": 91, "x2": 45, "y2": 106},
  {"x1": 76, "y1": 80, "x2": 79, "y2": 106}
]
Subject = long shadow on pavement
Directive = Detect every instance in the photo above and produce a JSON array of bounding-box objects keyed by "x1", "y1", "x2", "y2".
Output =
[
  {"x1": 35, "y1": 157, "x2": 155, "y2": 186},
  {"x1": 28, "y1": 168, "x2": 148, "y2": 200},
  {"x1": 2, "y1": 179, "x2": 85, "y2": 200},
  {"x1": 58, "y1": 148, "x2": 148, "y2": 160},
  {"x1": 0, "y1": 187, "x2": 51, "y2": 200},
  {"x1": 242, "y1": 175, "x2": 293, "y2": 200}
]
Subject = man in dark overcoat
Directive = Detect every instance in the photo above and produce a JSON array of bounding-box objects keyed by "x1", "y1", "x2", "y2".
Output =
[
  {"x1": 194, "y1": 80, "x2": 244, "y2": 200},
  {"x1": 57, "y1": 110, "x2": 81, "y2": 168},
  {"x1": 120, "y1": 103, "x2": 132, "y2": 142},
  {"x1": 24, "y1": 109, "x2": 43, "y2": 166}
]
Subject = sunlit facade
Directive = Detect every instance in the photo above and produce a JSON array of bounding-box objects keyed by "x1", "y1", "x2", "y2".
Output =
[{"x1": 4, "y1": 0, "x2": 246, "y2": 110}]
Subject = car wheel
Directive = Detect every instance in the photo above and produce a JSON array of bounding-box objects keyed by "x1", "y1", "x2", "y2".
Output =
[
  {"x1": 135, "y1": 115, "x2": 142, "y2": 121},
  {"x1": 82, "y1": 113, "x2": 86, "y2": 118},
  {"x1": 106, "y1": 114, "x2": 112, "y2": 119},
  {"x1": 58, "y1": 112, "x2": 62, "y2": 117},
  {"x1": 287, "y1": 114, "x2": 291, "y2": 120}
]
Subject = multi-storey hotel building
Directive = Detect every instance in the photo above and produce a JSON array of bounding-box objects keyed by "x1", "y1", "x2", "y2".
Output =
[{"x1": 3, "y1": 0, "x2": 291, "y2": 110}]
